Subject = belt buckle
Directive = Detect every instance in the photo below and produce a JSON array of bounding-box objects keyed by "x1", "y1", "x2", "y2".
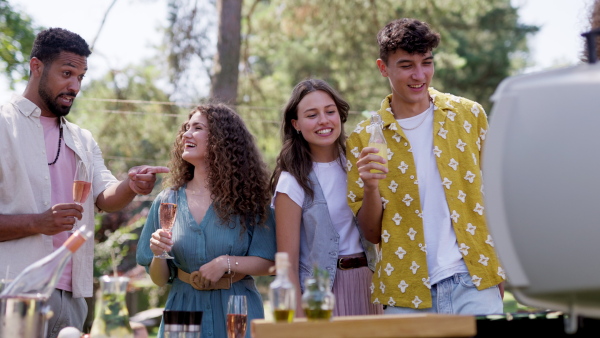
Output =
[
  {"x1": 190, "y1": 271, "x2": 205, "y2": 290},
  {"x1": 338, "y1": 258, "x2": 350, "y2": 270}
]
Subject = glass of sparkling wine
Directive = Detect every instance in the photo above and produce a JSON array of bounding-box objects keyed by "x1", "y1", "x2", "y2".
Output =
[
  {"x1": 72, "y1": 159, "x2": 91, "y2": 232},
  {"x1": 227, "y1": 295, "x2": 247, "y2": 338},
  {"x1": 155, "y1": 188, "x2": 178, "y2": 259}
]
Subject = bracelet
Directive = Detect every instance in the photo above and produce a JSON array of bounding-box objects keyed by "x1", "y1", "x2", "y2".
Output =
[{"x1": 227, "y1": 255, "x2": 232, "y2": 275}]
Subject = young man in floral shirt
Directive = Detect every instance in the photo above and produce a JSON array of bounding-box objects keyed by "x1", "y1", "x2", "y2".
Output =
[{"x1": 346, "y1": 18, "x2": 505, "y2": 314}]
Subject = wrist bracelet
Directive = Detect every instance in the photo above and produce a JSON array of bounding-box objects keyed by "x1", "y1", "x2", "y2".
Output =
[{"x1": 227, "y1": 255, "x2": 232, "y2": 275}]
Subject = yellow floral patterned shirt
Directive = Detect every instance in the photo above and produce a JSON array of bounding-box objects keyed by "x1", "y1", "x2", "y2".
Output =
[{"x1": 346, "y1": 88, "x2": 505, "y2": 309}]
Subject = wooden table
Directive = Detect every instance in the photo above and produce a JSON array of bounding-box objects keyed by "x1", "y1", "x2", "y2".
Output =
[{"x1": 251, "y1": 314, "x2": 476, "y2": 338}]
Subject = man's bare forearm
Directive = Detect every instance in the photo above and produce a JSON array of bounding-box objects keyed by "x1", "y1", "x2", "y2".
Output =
[{"x1": 0, "y1": 214, "x2": 41, "y2": 241}]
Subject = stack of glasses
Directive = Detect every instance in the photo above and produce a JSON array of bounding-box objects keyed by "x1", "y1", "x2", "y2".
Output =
[{"x1": 163, "y1": 310, "x2": 203, "y2": 338}]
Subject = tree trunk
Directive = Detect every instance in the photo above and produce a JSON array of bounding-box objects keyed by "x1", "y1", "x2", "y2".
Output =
[{"x1": 210, "y1": 0, "x2": 243, "y2": 105}]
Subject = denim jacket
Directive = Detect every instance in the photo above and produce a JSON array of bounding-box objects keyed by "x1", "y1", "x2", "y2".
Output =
[{"x1": 298, "y1": 170, "x2": 377, "y2": 292}]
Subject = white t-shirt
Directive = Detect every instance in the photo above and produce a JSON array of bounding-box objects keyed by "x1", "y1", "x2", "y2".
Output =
[
  {"x1": 397, "y1": 103, "x2": 468, "y2": 284},
  {"x1": 272, "y1": 160, "x2": 363, "y2": 255}
]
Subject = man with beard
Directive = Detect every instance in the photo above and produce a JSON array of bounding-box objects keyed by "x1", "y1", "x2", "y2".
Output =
[{"x1": 0, "y1": 28, "x2": 168, "y2": 337}]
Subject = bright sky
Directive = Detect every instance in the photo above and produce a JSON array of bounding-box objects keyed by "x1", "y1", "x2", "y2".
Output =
[{"x1": 0, "y1": 0, "x2": 596, "y2": 102}]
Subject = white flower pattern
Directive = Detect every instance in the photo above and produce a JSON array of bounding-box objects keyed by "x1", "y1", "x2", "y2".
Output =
[
  {"x1": 407, "y1": 228, "x2": 417, "y2": 241},
  {"x1": 410, "y1": 261, "x2": 420, "y2": 274},
  {"x1": 398, "y1": 161, "x2": 409, "y2": 174},
  {"x1": 398, "y1": 280, "x2": 409, "y2": 293},
  {"x1": 388, "y1": 180, "x2": 398, "y2": 193},
  {"x1": 458, "y1": 190, "x2": 466, "y2": 203},
  {"x1": 384, "y1": 263, "x2": 395, "y2": 276},
  {"x1": 463, "y1": 120, "x2": 472, "y2": 133},
  {"x1": 348, "y1": 191, "x2": 356, "y2": 203},
  {"x1": 395, "y1": 247, "x2": 407, "y2": 259},
  {"x1": 381, "y1": 230, "x2": 391, "y2": 243},
  {"x1": 466, "y1": 223, "x2": 476, "y2": 235},
  {"x1": 402, "y1": 194, "x2": 413, "y2": 206},
  {"x1": 412, "y1": 296, "x2": 423, "y2": 308},
  {"x1": 448, "y1": 158, "x2": 459, "y2": 170},
  {"x1": 392, "y1": 213, "x2": 403, "y2": 225},
  {"x1": 344, "y1": 90, "x2": 502, "y2": 310},
  {"x1": 485, "y1": 235, "x2": 495, "y2": 247}
]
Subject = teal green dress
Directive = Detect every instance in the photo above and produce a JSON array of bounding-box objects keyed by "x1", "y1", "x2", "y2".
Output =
[{"x1": 136, "y1": 187, "x2": 276, "y2": 338}]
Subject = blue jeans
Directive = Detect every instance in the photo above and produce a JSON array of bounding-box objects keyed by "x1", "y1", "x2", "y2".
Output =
[{"x1": 384, "y1": 273, "x2": 503, "y2": 315}]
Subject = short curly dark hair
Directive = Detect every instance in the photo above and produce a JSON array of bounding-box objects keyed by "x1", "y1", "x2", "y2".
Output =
[
  {"x1": 377, "y1": 18, "x2": 440, "y2": 64},
  {"x1": 30, "y1": 27, "x2": 91, "y2": 64}
]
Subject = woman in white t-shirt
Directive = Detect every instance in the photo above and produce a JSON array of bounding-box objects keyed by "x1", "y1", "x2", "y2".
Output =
[{"x1": 270, "y1": 79, "x2": 382, "y2": 317}]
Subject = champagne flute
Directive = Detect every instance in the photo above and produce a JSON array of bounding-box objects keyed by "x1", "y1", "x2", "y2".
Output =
[
  {"x1": 72, "y1": 159, "x2": 92, "y2": 232},
  {"x1": 227, "y1": 295, "x2": 248, "y2": 338},
  {"x1": 155, "y1": 189, "x2": 178, "y2": 259}
]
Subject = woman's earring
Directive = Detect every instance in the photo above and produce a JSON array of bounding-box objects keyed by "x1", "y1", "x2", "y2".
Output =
[{"x1": 296, "y1": 129, "x2": 301, "y2": 134}]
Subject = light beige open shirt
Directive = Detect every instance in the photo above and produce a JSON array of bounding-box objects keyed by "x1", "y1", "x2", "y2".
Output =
[{"x1": 0, "y1": 95, "x2": 118, "y2": 298}]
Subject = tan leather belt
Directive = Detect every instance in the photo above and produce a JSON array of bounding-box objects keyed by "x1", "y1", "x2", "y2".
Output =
[{"x1": 177, "y1": 268, "x2": 232, "y2": 290}]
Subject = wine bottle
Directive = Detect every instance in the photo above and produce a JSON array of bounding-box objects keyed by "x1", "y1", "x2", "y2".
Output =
[
  {"x1": 0, "y1": 224, "x2": 93, "y2": 299},
  {"x1": 269, "y1": 252, "x2": 296, "y2": 323},
  {"x1": 367, "y1": 112, "x2": 388, "y2": 173}
]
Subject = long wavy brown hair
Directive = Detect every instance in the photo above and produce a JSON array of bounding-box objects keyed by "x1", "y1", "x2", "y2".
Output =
[
  {"x1": 269, "y1": 79, "x2": 350, "y2": 200},
  {"x1": 166, "y1": 104, "x2": 271, "y2": 229}
]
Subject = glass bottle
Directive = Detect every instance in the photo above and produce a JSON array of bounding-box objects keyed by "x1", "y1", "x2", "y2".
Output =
[
  {"x1": 90, "y1": 275, "x2": 133, "y2": 338},
  {"x1": 367, "y1": 112, "x2": 388, "y2": 173},
  {"x1": 269, "y1": 252, "x2": 296, "y2": 323},
  {"x1": 301, "y1": 266, "x2": 335, "y2": 321},
  {"x1": 0, "y1": 224, "x2": 93, "y2": 299}
]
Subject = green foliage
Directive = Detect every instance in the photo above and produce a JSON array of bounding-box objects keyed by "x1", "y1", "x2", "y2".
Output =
[
  {"x1": 246, "y1": 0, "x2": 538, "y2": 111},
  {"x1": 236, "y1": 0, "x2": 538, "y2": 164},
  {"x1": 0, "y1": 0, "x2": 37, "y2": 88},
  {"x1": 94, "y1": 215, "x2": 143, "y2": 277},
  {"x1": 72, "y1": 61, "x2": 188, "y2": 175}
]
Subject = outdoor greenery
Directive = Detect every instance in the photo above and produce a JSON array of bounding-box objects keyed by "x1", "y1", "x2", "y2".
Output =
[
  {"x1": 0, "y1": 0, "x2": 36, "y2": 88},
  {"x1": 3, "y1": 0, "x2": 543, "y2": 322}
]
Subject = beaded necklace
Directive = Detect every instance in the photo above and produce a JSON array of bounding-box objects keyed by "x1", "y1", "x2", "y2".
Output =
[{"x1": 48, "y1": 125, "x2": 63, "y2": 166}]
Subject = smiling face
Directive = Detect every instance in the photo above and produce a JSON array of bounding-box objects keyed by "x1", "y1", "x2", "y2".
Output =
[
  {"x1": 181, "y1": 112, "x2": 209, "y2": 166},
  {"x1": 291, "y1": 90, "x2": 342, "y2": 162},
  {"x1": 377, "y1": 49, "x2": 434, "y2": 118},
  {"x1": 36, "y1": 51, "x2": 87, "y2": 117}
]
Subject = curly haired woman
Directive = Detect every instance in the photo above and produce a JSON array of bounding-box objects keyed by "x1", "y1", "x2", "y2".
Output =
[{"x1": 137, "y1": 103, "x2": 276, "y2": 338}]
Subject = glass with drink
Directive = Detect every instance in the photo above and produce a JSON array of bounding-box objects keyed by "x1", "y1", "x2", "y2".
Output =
[
  {"x1": 72, "y1": 159, "x2": 92, "y2": 232},
  {"x1": 226, "y1": 295, "x2": 247, "y2": 338},
  {"x1": 155, "y1": 188, "x2": 178, "y2": 259}
]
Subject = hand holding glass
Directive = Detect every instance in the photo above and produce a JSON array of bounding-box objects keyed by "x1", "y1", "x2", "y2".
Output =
[
  {"x1": 154, "y1": 189, "x2": 178, "y2": 259},
  {"x1": 227, "y1": 295, "x2": 247, "y2": 338}
]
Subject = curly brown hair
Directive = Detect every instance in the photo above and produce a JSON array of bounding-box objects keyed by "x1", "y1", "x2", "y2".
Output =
[
  {"x1": 377, "y1": 18, "x2": 440, "y2": 64},
  {"x1": 166, "y1": 104, "x2": 271, "y2": 229},
  {"x1": 269, "y1": 79, "x2": 350, "y2": 200}
]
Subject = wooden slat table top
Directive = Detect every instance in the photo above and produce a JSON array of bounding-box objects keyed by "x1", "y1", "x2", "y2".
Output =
[{"x1": 251, "y1": 313, "x2": 476, "y2": 338}]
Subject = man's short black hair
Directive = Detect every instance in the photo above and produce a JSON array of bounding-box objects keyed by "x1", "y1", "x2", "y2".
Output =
[
  {"x1": 30, "y1": 27, "x2": 91, "y2": 64},
  {"x1": 377, "y1": 18, "x2": 440, "y2": 64}
]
